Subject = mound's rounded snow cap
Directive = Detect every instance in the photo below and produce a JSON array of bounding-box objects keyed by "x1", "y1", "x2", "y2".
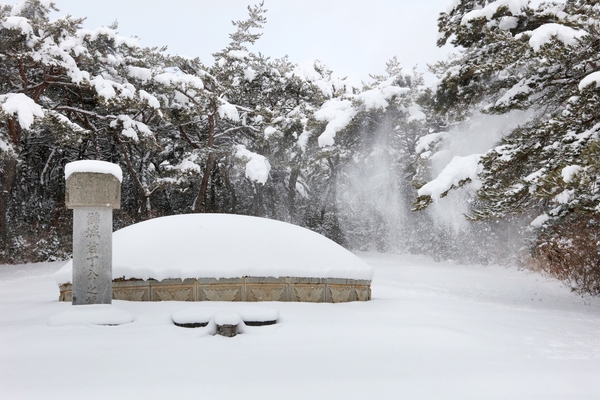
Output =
[{"x1": 55, "y1": 214, "x2": 374, "y2": 283}]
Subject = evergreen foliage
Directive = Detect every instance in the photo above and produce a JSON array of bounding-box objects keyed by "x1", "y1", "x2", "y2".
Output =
[
  {"x1": 419, "y1": 0, "x2": 600, "y2": 293},
  {"x1": 3, "y1": 0, "x2": 596, "y2": 295},
  {"x1": 0, "y1": 0, "x2": 431, "y2": 262}
]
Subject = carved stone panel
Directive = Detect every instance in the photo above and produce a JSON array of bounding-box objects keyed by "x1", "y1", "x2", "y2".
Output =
[
  {"x1": 113, "y1": 289, "x2": 148, "y2": 301},
  {"x1": 354, "y1": 287, "x2": 370, "y2": 301},
  {"x1": 151, "y1": 286, "x2": 194, "y2": 301},
  {"x1": 58, "y1": 276, "x2": 371, "y2": 303},
  {"x1": 200, "y1": 287, "x2": 241, "y2": 302},
  {"x1": 293, "y1": 285, "x2": 324, "y2": 302},
  {"x1": 59, "y1": 288, "x2": 73, "y2": 302},
  {"x1": 247, "y1": 285, "x2": 286, "y2": 302},
  {"x1": 328, "y1": 286, "x2": 352, "y2": 303}
]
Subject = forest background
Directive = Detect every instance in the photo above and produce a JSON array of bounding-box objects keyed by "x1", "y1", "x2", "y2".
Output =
[{"x1": 1, "y1": 0, "x2": 599, "y2": 294}]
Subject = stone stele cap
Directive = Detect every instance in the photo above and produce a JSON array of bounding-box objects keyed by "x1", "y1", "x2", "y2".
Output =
[{"x1": 65, "y1": 172, "x2": 121, "y2": 209}]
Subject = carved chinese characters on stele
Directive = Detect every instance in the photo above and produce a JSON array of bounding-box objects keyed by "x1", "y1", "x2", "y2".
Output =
[
  {"x1": 65, "y1": 161, "x2": 122, "y2": 306},
  {"x1": 72, "y1": 207, "x2": 113, "y2": 304}
]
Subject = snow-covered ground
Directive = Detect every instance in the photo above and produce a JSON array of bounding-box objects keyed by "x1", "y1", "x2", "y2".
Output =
[{"x1": 1, "y1": 253, "x2": 600, "y2": 399}]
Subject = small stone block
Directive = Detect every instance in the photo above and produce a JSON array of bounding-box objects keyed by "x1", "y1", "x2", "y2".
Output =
[
  {"x1": 214, "y1": 312, "x2": 241, "y2": 337},
  {"x1": 324, "y1": 278, "x2": 352, "y2": 285},
  {"x1": 150, "y1": 278, "x2": 183, "y2": 285},
  {"x1": 197, "y1": 277, "x2": 243, "y2": 284},
  {"x1": 238, "y1": 306, "x2": 279, "y2": 326},
  {"x1": 66, "y1": 172, "x2": 121, "y2": 209},
  {"x1": 246, "y1": 276, "x2": 288, "y2": 284},
  {"x1": 290, "y1": 277, "x2": 323, "y2": 284},
  {"x1": 113, "y1": 278, "x2": 148, "y2": 287},
  {"x1": 176, "y1": 321, "x2": 209, "y2": 328},
  {"x1": 216, "y1": 324, "x2": 238, "y2": 337},
  {"x1": 171, "y1": 307, "x2": 213, "y2": 328}
]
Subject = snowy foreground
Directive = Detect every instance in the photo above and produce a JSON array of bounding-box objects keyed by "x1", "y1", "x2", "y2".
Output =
[{"x1": 2, "y1": 253, "x2": 600, "y2": 399}]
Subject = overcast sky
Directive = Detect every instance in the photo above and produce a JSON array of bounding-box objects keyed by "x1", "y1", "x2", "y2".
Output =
[{"x1": 50, "y1": 0, "x2": 453, "y2": 84}]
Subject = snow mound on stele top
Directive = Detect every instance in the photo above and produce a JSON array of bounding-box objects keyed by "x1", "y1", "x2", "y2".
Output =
[{"x1": 55, "y1": 214, "x2": 374, "y2": 283}]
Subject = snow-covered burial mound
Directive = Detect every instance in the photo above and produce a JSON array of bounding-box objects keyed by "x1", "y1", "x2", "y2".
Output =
[
  {"x1": 55, "y1": 214, "x2": 373, "y2": 303},
  {"x1": 57, "y1": 214, "x2": 373, "y2": 282}
]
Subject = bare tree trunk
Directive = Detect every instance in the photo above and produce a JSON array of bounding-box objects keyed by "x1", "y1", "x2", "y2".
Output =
[
  {"x1": 194, "y1": 114, "x2": 216, "y2": 213},
  {"x1": 1, "y1": 119, "x2": 19, "y2": 254},
  {"x1": 114, "y1": 135, "x2": 152, "y2": 220},
  {"x1": 287, "y1": 167, "x2": 300, "y2": 222},
  {"x1": 0, "y1": 159, "x2": 17, "y2": 254},
  {"x1": 321, "y1": 156, "x2": 345, "y2": 246},
  {"x1": 221, "y1": 161, "x2": 237, "y2": 213},
  {"x1": 253, "y1": 182, "x2": 265, "y2": 217}
]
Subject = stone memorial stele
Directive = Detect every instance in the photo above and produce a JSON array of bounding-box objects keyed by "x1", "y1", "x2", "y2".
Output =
[{"x1": 65, "y1": 161, "x2": 121, "y2": 306}]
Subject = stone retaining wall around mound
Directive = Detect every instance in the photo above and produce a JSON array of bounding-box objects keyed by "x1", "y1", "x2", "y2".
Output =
[{"x1": 58, "y1": 277, "x2": 372, "y2": 303}]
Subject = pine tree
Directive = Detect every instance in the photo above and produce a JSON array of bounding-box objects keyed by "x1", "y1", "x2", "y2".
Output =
[
  {"x1": 0, "y1": 1, "x2": 183, "y2": 260},
  {"x1": 302, "y1": 57, "x2": 436, "y2": 248},
  {"x1": 420, "y1": 0, "x2": 600, "y2": 292}
]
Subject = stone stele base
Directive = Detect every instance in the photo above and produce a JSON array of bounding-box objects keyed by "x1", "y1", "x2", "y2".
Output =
[{"x1": 59, "y1": 276, "x2": 371, "y2": 303}]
